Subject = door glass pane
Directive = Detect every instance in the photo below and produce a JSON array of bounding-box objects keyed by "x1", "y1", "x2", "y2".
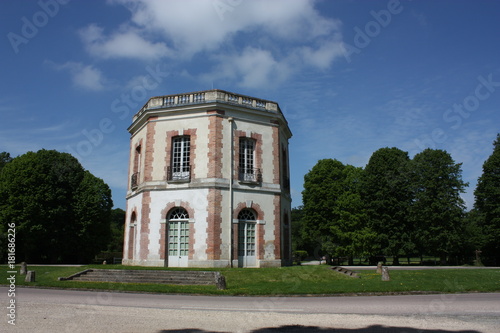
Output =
[
  {"x1": 238, "y1": 223, "x2": 245, "y2": 256},
  {"x1": 238, "y1": 222, "x2": 256, "y2": 256},
  {"x1": 247, "y1": 223, "x2": 255, "y2": 256},
  {"x1": 168, "y1": 222, "x2": 177, "y2": 256}
]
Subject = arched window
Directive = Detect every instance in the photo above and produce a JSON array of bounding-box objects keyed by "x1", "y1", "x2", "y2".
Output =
[
  {"x1": 168, "y1": 207, "x2": 189, "y2": 220},
  {"x1": 238, "y1": 208, "x2": 256, "y2": 266},
  {"x1": 167, "y1": 207, "x2": 189, "y2": 267},
  {"x1": 238, "y1": 208, "x2": 256, "y2": 221},
  {"x1": 128, "y1": 212, "x2": 137, "y2": 260}
]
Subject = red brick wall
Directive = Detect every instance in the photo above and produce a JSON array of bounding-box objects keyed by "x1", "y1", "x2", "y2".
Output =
[
  {"x1": 206, "y1": 188, "x2": 223, "y2": 260},
  {"x1": 144, "y1": 119, "x2": 157, "y2": 182},
  {"x1": 140, "y1": 192, "x2": 151, "y2": 260},
  {"x1": 184, "y1": 129, "x2": 197, "y2": 179},
  {"x1": 207, "y1": 110, "x2": 224, "y2": 178},
  {"x1": 232, "y1": 223, "x2": 239, "y2": 261}
]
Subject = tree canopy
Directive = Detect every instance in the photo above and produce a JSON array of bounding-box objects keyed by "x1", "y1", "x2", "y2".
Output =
[
  {"x1": 410, "y1": 149, "x2": 467, "y2": 262},
  {"x1": 301, "y1": 159, "x2": 374, "y2": 263},
  {"x1": 0, "y1": 152, "x2": 12, "y2": 170},
  {"x1": 0, "y1": 149, "x2": 113, "y2": 263},
  {"x1": 296, "y1": 146, "x2": 480, "y2": 265},
  {"x1": 363, "y1": 147, "x2": 413, "y2": 264}
]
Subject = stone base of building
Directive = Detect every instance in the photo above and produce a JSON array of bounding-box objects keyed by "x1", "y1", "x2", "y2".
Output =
[
  {"x1": 122, "y1": 258, "x2": 284, "y2": 268},
  {"x1": 122, "y1": 259, "x2": 166, "y2": 267},
  {"x1": 257, "y1": 260, "x2": 282, "y2": 268}
]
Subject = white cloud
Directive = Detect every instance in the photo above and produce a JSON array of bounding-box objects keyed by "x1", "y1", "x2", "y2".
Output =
[
  {"x1": 297, "y1": 36, "x2": 345, "y2": 69},
  {"x1": 78, "y1": 0, "x2": 345, "y2": 88},
  {"x1": 49, "y1": 61, "x2": 109, "y2": 91},
  {"x1": 203, "y1": 47, "x2": 293, "y2": 89},
  {"x1": 111, "y1": 0, "x2": 340, "y2": 56},
  {"x1": 79, "y1": 24, "x2": 171, "y2": 60}
]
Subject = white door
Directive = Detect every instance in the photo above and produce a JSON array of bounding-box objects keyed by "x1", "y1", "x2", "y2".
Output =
[
  {"x1": 238, "y1": 222, "x2": 256, "y2": 267},
  {"x1": 168, "y1": 221, "x2": 189, "y2": 267}
]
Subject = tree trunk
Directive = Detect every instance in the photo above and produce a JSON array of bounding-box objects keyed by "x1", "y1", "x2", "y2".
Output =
[{"x1": 393, "y1": 256, "x2": 400, "y2": 265}]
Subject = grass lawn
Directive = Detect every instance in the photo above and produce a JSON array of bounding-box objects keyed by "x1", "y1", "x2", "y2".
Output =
[{"x1": 1, "y1": 264, "x2": 499, "y2": 296}]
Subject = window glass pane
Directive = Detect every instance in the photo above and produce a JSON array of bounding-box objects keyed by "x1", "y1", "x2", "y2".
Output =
[
  {"x1": 172, "y1": 136, "x2": 190, "y2": 175},
  {"x1": 239, "y1": 138, "x2": 255, "y2": 173}
]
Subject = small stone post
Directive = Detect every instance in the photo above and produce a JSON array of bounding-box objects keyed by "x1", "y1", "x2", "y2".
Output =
[
  {"x1": 20, "y1": 262, "x2": 27, "y2": 275},
  {"x1": 25, "y1": 271, "x2": 36, "y2": 282},
  {"x1": 376, "y1": 262, "x2": 383, "y2": 274},
  {"x1": 381, "y1": 266, "x2": 390, "y2": 281},
  {"x1": 215, "y1": 272, "x2": 226, "y2": 290}
]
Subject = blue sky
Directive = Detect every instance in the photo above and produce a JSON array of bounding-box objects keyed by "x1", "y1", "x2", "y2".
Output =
[{"x1": 1, "y1": 0, "x2": 499, "y2": 210}]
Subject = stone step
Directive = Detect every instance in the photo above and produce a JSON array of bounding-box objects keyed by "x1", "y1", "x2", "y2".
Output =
[
  {"x1": 78, "y1": 274, "x2": 214, "y2": 282},
  {"x1": 72, "y1": 277, "x2": 214, "y2": 284},
  {"x1": 59, "y1": 269, "x2": 222, "y2": 286},
  {"x1": 82, "y1": 269, "x2": 214, "y2": 276}
]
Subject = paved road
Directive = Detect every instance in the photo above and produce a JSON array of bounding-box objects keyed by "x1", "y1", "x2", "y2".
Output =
[{"x1": 2, "y1": 287, "x2": 499, "y2": 332}]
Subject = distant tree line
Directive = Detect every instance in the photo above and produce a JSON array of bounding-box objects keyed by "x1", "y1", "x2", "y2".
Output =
[
  {"x1": 293, "y1": 134, "x2": 500, "y2": 266},
  {"x1": 0, "y1": 149, "x2": 124, "y2": 264}
]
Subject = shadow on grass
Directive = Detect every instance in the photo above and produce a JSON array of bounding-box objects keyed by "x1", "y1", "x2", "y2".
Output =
[{"x1": 157, "y1": 325, "x2": 481, "y2": 332}]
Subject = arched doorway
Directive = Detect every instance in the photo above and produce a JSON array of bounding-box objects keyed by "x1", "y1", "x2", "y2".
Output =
[
  {"x1": 167, "y1": 207, "x2": 189, "y2": 267},
  {"x1": 238, "y1": 208, "x2": 257, "y2": 267}
]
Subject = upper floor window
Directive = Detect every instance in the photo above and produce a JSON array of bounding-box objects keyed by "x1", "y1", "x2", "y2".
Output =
[
  {"x1": 239, "y1": 138, "x2": 260, "y2": 183},
  {"x1": 131, "y1": 145, "x2": 141, "y2": 190},
  {"x1": 168, "y1": 136, "x2": 190, "y2": 182}
]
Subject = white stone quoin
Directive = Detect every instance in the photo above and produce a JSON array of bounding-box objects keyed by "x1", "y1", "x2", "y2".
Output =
[{"x1": 123, "y1": 89, "x2": 292, "y2": 267}]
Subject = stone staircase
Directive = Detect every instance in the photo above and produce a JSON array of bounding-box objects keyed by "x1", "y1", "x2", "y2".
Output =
[{"x1": 59, "y1": 269, "x2": 225, "y2": 288}]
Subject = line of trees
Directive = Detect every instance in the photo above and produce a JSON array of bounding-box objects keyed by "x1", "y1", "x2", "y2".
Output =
[
  {"x1": 0, "y1": 149, "x2": 124, "y2": 264},
  {"x1": 293, "y1": 135, "x2": 500, "y2": 266}
]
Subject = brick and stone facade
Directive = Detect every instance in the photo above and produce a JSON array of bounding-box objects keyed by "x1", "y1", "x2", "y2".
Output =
[{"x1": 123, "y1": 89, "x2": 292, "y2": 267}]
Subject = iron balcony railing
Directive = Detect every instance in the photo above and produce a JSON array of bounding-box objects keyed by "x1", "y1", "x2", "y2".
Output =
[
  {"x1": 167, "y1": 165, "x2": 191, "y2": 182},
  {"x1": 238, "y1": 167, "x2": 262, "y2": 183}
]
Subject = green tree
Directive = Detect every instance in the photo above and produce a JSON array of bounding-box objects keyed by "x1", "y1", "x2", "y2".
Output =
[
  {"x1": 72, "y1": 170, "x2": 114, "y2": 262},
  {"x1": 410, "y1": 149, "x2": 467, "y2": 264},
  {"x1": 474, "y1": 134, "x2": 500, "y2": 265},
  {"x1": 302, "y1": 159, "x2": 345, "y2": 260},
  {"x1": 462, "y1": 209, "x2": 488, "y2": 265},
  {"x1": 302, "y1": 159, "x2": 373, "y2": 263},
  {"x1": 108, "y1": 208, "x2": 126, "y2": 252},
  {"x1": 0, "y1": 149, "x2": 113, "y2": 263},
  {"x1": 363, "y1": 147, "x2": 413, "y2": 265},
  {"x1": 331, "y1": 165, "x2": 375, "y2": 264}
]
